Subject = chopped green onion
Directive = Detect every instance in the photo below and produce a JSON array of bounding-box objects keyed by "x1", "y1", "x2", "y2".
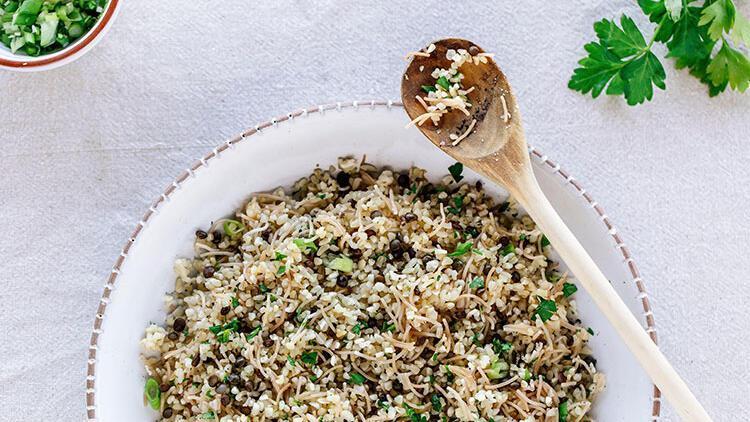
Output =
[
  {"x1": 562, "y1": 282, "x2": 578, "y2": 297},
  {"x1": 293, "y1": 238, "x2": 318, "y2": 253},
  {"x1": 447, "y1": 195, "x2": 463, "y2": 214},
  {"x1": 381, "y1": 321, "x2": 396, "y2": 333},
  {"x1": 541, "y1": 234, "x2": 550, "y2": 247},
  {"x1": 558, "y1": 400, "x2": 569, "y2": 421},
  {"x1": 403, "y1": 404, "x2": 427, "y2": 422},
  {"x1": 144, "y1": 377, "x2": 161, "y2": 410},
  {"x1": 276, "y1": 265, "x2": 286, "y2": 275},
  {"x1": 245, "y1": 325, "x2": 262, "y2": 340},
  {"x1": 522, "y1": 368, "x2": 532, "y2": 381},
  {"x1": 448, "y1": 241, "x2": 473, "y2": 257},
  {"x1": 486, "y1": 356, "x2": 509, "y2": 380},
  {"x1": 421, "y1": 85, "x2": 436, "y2": 93},
  {"x1": 231, "y1": 296, "x2": 240, "y2": 308},
  {"x1": 199, "y1": 410, "x2": 216, "y2": 420},
  {"x1": 259, "y1": 283, "x2": 270, "y2": 294},
  {"x1": 273, "y1": 251, "x2": 287, "y2": 261},
  {"x1": 349, "y1": 373, "x2": 366, "y2": 385},
  {"x1": 377, "y1": 399, "x2": 390, "y2": 410},
  {"x1": 287, "y1": 356, "x2": 296, "y2": 367},
  {"x1": 327, "y1": 256, "x2": 353, "y2": 273},
  {"x1": 586, "y1": 327, "x2": 595, "y2": 336},
  {"x1": 492, "y1": 338, "x2": 512, "y2": 355},
  {"x1": 352, "y1": 321, "x2": 365, "y2": 335},
  {"x1": 222, "y1": 219, "x2": 245, "y2": 239}
]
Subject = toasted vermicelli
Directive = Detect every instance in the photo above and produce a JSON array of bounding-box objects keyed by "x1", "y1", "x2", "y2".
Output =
[{"x1": 140, "y1": 157, "x2": 604, "y2": 421}]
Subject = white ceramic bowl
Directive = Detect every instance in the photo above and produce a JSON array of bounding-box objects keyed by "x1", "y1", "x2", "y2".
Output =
[
  {"x1": 86, "y1": 101, "x2": 660, "y2": 421},
  {"x1": 0, "y1": 0, "x2": 120, "y2": 72}
]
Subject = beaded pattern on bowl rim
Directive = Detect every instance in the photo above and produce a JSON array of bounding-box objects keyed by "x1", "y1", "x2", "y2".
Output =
[{"x1": 85, "y1": 100, "x2": 661, "y2": 421}]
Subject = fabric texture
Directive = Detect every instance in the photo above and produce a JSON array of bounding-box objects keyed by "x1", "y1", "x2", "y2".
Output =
[{"x1": 0, "y1": 1, "x2": 748, "y2": 420}]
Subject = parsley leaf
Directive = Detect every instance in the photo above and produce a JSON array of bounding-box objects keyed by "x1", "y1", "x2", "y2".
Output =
[
  {"x1": 421, "y1": 84, "x2": 436, "y2": 93},
  {"x1": 436, "y1": 76, "x2": 451, "y2": 91},
  {"x1": 381, "y1": 321, "x2": 396, "y2": 333},
  {"x1": 706, "y1": 43, "x2": 750, "y2": 92},
  {"x1": 404, "y1": 404, "x2": 427, "y2": 422},
  {"x1": 245, "y1": 325, "x2": 262, "y2": 340},
  {"x1": 277, "y1": 265, "x2": 287, "y2": 275},
  {"x1": 287, "y1": 356, "x2": 296, "y2": 367},
  {"x1": 541, "y1": 234, "x2": 550, "y2": 248},
  {"x1": 469, "y1": 277, "x2": 484, "y2": 289},
  {"x1": 431, "y1": 393, "x2": 443, "y2": 412},
  {"x1": 273, "y1": 251, "x2": 287, "y2": 261},
  {"x1": 562, "y1": 282, "x2": 578, "y2": 297},
  {"x1": 535, "y1": 297, "x2": 558, "y2": 322},
  {"x1": 699, "y1": 0, "x2": 736, "y2": 41},
  {"x1": 448, "y1": 162, "x2": 464, "y2": 183},
  {"x1": 352, "y1": 321, "x2": 365, "y2": 335},
  {"x1": 447, "y1": 195, "x2": 463, "y2": 215},
  {"x1": 300, "y1": 351, "x2": 318, "y2": 366},
  {"x1": 349, "y1": 373, "x2": 366, "y2": 385},
  {"x1": 448, "y1": 241, "x2": 473, "y2": 257},
  {"x1": 576, "y1": 0, "x2": 750, "y2": 102},
  {"x1": 231, "y1": 296, "x2": 240, "y2": 308}
]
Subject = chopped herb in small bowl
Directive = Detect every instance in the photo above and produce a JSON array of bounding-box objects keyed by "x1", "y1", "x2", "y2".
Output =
[{"x1": 0, "y1": 0, "x2": 118, "y2": 71}]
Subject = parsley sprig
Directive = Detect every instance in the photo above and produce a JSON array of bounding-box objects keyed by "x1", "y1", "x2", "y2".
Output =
[{"x1": 570, "y1": 0, "x2": 750, "y2": 105}]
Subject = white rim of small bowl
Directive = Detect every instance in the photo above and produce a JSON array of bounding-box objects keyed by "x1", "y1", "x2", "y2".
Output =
[
  {"x1": 84, "y1": 100, "x2": 662, "y2": 421},
  {"x1": 0, "y1": 0, "x2": 120, "y2": 72}
]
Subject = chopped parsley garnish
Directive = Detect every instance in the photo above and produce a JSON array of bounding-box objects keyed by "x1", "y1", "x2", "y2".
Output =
[
  {"x1": 309, "y1": 374, "x2": 318, "y2": 382},
  {"x1": 273, "y1": 251, "x2": 287, "y2": 261},
  {"x1": 500, "y1": 242, "x2": 515, "y2": 256},
  {"x1": 144, "y1": 377, "x2": 160, "y2": 410},
  {"x1": 209, "y1": 319, "x2": 240, "y2": 343},
  {"x1": 287, "y1": 356, "x2": 296, "y2": 367},
  {"x1": 404, "y1": 404, "x2": 428, "y2": 422},
  {"x1": 447, "y1": 195, "x2": 463, "y2": 215},
  {"x1": 245, "y1": 325, "x2": 262, "y2": 341},
  {"x1": 436, "y1": 76, "x2": 451, "y2": 91},
  {"x1": 469, "y1": 276, "x2": 484, "y2": 289},
  {"x1": 443, "y1": 365, "x2": 455, "y2": 383},
  {"x1": 448, "y1": 162, "x2": 464, "y2": 183},
  {"x1": 587, "y1": 327, "x2": 595, "y2": 336},
  {"x1": 562, "y1": 282, "x2": 578, "y2": 297},
  {"x1": 519, "y1": 233, "x2": 527, "y2": 241},
  {"x1": 377, "y1": 399, "x2": 390, "y2": 410},
  {"x1": 541, "y1": 234, "x2": 550, "y2": 247},
  {"x1": 492, "y1": 338, "x2": 512, "y2": 355},
  {"x1": 431, "y1": 393, "x2": 443, "y2": 412},
  {"x1": 293, "y1": 238, "x2": 318, "y2": 254},
  {"x1": 421, "y1": 85, "x2": 436, "y2": 93},
  {"x1": 349, "y1": 373, "x2": 366, "y2": 385},
  {"x1": 381, "y1": 321, "x2": 396, "y2": 333},
  {"x1": 352, "y1": 321, "x2": 365, "y2": 335},
  {"x1": 317, "y1": 193, "x2": 327, "y2": 199},
  {"x1": 448, "y1": 241, "x2": 473, "y2": 257},
  {"x1": 327, "y1": 255, "x2": 353, "y2": 273},
  {"x1": 465, "y1": 226, "x2": 479, "y2": 238},
  {"x1": 276, "y1": 265, "x2": 287, "y2": 275},
  {"x1": 522, "y1": 368, "x2": 532, "y2": 381},
  {"x1": 432, "y1": 352, "x2": 438, "y2": 362},
  {"x1": 223, "y1": 219, "x2": 245, "y2": 239},
  {"x1": 231, "y1": 296, "x2": 240, "y2": 308},
  {"x1": 559, "y1": 399, "x2": 569, "y2": 421},
  {"x1": 259, "y1": 283, "x2": 270, "y2": 294},
  {"x1": 199, "y1": 410, "x2": 216, "y2": 420},
  {"x1": 300, "y1": 351, "x2": 318, "y2": 366},
  {"x1": 471, "y1": 332, "x2": 482, "y2": 346},
  {"x1": 535, "y1": 297, "x2": 558, "y2": 322}
]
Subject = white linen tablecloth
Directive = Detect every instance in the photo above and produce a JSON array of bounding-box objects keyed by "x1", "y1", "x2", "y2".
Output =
[{"x1": 1, "y1": 1, "x2": 748, "y2": 420}]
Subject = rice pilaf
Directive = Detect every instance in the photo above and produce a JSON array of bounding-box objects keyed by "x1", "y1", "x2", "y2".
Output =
[{"x1": 140, "y1": 157, "x2": 604, "y2": 421}]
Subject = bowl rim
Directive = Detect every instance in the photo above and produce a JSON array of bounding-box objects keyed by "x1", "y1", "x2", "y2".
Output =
[
  {"x1": 0, "y1": 0, "x2": 120, "y2": 69},
  {"x1": 84, "y1": 100, "x2": 661, "y2": 421}
]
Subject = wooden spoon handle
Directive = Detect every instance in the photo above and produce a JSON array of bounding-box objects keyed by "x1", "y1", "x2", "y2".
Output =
[{"x1": 509, "y1": 171, "x2": 711, "y2": 422}]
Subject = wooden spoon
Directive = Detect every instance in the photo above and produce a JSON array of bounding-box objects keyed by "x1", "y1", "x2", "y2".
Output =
[{"x1": 402, "y1": 38, "x2": 711, "y2": 422}]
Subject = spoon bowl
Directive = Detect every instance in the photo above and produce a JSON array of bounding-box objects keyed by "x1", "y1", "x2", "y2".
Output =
[{"x1": 401, "y1": 38, "x2": 527, "y2": 181}]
